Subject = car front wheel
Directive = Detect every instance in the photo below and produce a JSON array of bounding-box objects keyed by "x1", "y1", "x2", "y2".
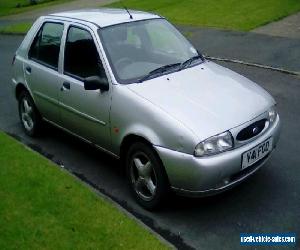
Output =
[{"x1": 126, "y1": 142, "x2": 169, "y2": 210}]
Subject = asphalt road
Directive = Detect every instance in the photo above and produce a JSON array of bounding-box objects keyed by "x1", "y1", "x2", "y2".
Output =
[
  {"x1": 1, "y1": 34, "x2": 299, "y2": 249},
  {"x1": 177, "y1": 26, "x2": 300, "y2": 73}
]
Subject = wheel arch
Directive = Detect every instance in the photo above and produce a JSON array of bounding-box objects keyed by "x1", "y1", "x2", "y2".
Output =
[
  {"x1": 120, "y1": 134, "x2": 153, "y2": 163},
  {"x1": 15, "y1": 82, "x2": 30, "y2": 100},
  {"x1": 119, "y1": 134, "x2": 170, "y2": 183},
  {"x1": 15, "y1": 83, "x2": 41, "y2": 120}
]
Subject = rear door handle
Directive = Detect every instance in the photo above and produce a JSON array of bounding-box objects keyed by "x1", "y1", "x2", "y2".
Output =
[
  {"x1": 61, "y1": 81, "x2": 70, "y2": 91},
  {"x1": 25, "y1": 66, "x2": 31, "y2": 74}
]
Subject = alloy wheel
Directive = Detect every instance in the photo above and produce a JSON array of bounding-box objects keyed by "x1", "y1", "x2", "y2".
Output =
[
  {"x1": 20, "y1": 97, "x2": 34, "y2": 131},
  {"x1": 130, "y1": 151, "x2": 157, "y2": 201}
]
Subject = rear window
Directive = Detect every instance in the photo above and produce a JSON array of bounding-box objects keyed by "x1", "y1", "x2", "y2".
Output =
[{"x1": 28, "y1": 22, "x2": 64, "y2": 69}]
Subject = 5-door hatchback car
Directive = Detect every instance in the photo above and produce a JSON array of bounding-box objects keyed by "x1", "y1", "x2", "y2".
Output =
[{"x1": 12, "y1": 9, "x2": 280, "y2": 209}]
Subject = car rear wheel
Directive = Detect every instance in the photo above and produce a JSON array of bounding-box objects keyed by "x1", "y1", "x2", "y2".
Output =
[
  {"x1": 126, "y1": 142, "x2": 169, "y2": 210},
  {"x1": 18, "y1": 91, "x2": 42, "y2": 136}
]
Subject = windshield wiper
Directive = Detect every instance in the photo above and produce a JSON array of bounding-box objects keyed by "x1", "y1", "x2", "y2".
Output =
[
  {"x1": 138, "y1": 63, "x2": 181, "y2": 82},
  {"x1": 179, "y1": 55, "x2": 204, "y2": 71}
]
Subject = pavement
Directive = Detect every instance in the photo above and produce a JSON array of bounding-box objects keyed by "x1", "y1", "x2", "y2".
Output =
[
  {"x1": 253, "y1": 12, "x2": 300, "y2": 39},
  {"x1": 1, "y1": 30, "x2": 300, "y2": 250}
]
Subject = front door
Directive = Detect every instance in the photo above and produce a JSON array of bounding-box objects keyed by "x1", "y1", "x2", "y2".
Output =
[{"x1": 59, "y1": 25, "x2": 112, "y2": 150}]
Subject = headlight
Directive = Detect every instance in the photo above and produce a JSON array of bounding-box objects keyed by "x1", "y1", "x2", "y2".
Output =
[
  {"x1": 268, "y1": 106, "x2": 277, "y2": 123},
  {"x1": 194, "y1": 131, "x2": 233, "y2": 157}
]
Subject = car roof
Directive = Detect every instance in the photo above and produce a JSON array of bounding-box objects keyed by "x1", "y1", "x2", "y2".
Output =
[{"x1": 49, "y1": 8, "x2": 161, "y2": 28}]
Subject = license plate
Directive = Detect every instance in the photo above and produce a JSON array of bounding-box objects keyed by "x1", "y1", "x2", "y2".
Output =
[{"x1": 242, "y1": 138, "x2": 273, "y2": 169}]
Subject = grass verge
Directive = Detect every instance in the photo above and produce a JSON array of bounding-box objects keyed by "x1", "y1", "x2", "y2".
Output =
[
  {"x1": 0, "y1": 0, "x2": 72, "y2": 17},
  {"x1": 0, "y1": 22, "x2": 32, "y2": 34},
  {"x1": 0, "y1": 132, "x2": 169, "y2": 250},
  {"x1": 107, "y1": 0, "x2": 300, "y2": 31}
]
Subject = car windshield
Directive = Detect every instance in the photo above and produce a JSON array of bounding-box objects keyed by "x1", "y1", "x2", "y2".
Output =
[{"x1": 98, "y1": 18, "x2": 203, "y2": 84}]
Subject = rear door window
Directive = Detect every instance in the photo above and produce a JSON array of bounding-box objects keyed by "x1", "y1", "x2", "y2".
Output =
[{"x1": 29, "y1": 22, "x2": 64, "y2": 69}]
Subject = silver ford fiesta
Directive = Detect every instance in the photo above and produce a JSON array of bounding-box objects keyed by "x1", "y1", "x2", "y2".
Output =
[{"x1": 12, "y1": 9, "x2": 281, "y2": 209}]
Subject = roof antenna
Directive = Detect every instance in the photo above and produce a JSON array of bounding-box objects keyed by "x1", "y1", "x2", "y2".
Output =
[{"x1": 124, "y1": 6, "x2": 133, "y2": 19}]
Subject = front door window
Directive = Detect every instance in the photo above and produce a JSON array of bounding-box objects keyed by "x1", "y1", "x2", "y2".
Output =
[{"x1": 64, "y1": 26, "x2": 106, "y2": 80}]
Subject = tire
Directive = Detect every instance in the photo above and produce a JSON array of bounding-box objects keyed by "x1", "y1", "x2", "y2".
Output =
[
  {"x1": 126, "y1": 142, "x2": 169, "y2": 210},
  {"x1": 18, "y1": 91, "x2": 42, "y2": 137}
]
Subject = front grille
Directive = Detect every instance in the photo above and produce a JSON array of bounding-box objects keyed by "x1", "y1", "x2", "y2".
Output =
[{"x1": 236, "y1": 119, "x2": 267, "y2": 141}]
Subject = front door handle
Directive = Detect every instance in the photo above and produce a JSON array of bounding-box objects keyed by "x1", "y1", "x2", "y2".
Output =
[
  {"x1": 61, "y1": 81, "x2": 70, "y2": 91},
  {"x1": 25, "y1": 66, "x2": 31, "y2": 74}
]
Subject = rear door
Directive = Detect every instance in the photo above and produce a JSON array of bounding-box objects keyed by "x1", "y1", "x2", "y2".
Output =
[
  {"x1": 24, "y1": 21, "x2": 64, "y2": 123},
  {"x1": 58, "y1": 24, "x2": 112, "y2": 150}
]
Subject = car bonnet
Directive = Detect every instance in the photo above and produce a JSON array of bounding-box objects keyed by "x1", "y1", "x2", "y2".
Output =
[{"x1": 127, "y1": 61, "x2": 275, "y2": 141}]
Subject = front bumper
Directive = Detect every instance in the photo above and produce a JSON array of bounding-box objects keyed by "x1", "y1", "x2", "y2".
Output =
[{"x1": 154, "y1": 114, "x2": 281, "y2": 197}]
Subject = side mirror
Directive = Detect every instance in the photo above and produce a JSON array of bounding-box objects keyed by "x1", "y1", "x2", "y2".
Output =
[{"x1": 84, "y1": 76, "x2": 109, "y2": 91}]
